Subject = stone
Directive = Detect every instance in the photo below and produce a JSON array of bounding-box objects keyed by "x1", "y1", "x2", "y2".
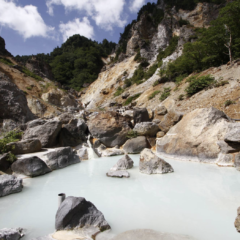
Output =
[
  {"x1": 123, "y1": 136, "x2": 150, "y2": 154},
  {"x1": 155, "y1": 106, "x2": 167, "y2": 115},
  {"x1": 216, "y1": 153, "x2": 235, "y2": 167},
  {"x1": 58, "y1": 119, "x2": 87, "y2": 147},
  {"x1": 11, "y1": 157, "x2": 51, "y2": 177},
  {"x1": 7, "y1": 139, "x2": 42, "y2": 155},
  {"x1": 133, "y1": 108, "x2": 150, "y2": 124},
  {"x1": 146, "y1": 137, "x2": 156, "y2": 147},
  {"x1": 101, "y1": 148, "x2": 125, "y2": 157},
  {"x1": 139, "y1": 148, "x2": 174, "y2": 174},
  {"x1": 55, "y1": 196, "x2": 111, "y2": 231},
  {"x1": 23, "y1": 121, "x2": 62, "y2": 148},
  {"x1": 58, "y1": 113, "x2": 74, "y2": 124},
  {"x1": 26, "y1": 119, "x2": 46, "y2": 129},
  {"x1": 157, "y1": 108, "x2": 233, "y2": 163},
  {"x1": 77, "y1": 148, "x2": 89, "y2": 160},
  {"x1": 45, "y1": 147, "x2": 80, "y2": 170},
  {"x1": 133, "y1": 122, "x2": 159, "y2": 137},
  {"x1": 110, "y1": 155, "x2": 134, "y2": 171},
  {"x1": 217, "y1": 141, "x2": 240, "y2": 154},
  {"x1": 235, "y1": 207, "x2": 240, "y2": 233},
  {"x1": 122, "y1": 92, "x2": 130, "y2": 99},
  {"x1": 0, "y1": 175, "x2": 23, "y2": 197},
  {"x1": 159, "y1": 109, "x2": 183, "y2": 133},
  {"x1": 93, "y1": 139, "x2": 101, "y2": 149},
  {"x1": 0, "y1": 228, "x2": 24, "y2": 240},
  {"x1": 234, "y1": 153, "x2": 240, "y2": 171},
  {"x1": 106, "y1": 170, "x2": 130, "y2": 178},
  {"x1": 88, "y1": 111, "x2": 132, "y2": 148},
  {"x1": 0, "y1": 153, "x2": 11, "y2": 172},
  {"x1": 225, "y1": 128, "x2": 240, "y2": 143},
  {"x1": 156, "y1": 131, "x2": 165, "y2": 138},
  {"x1": 0, "y1": 80, "x2": 35, "y2": 123}
]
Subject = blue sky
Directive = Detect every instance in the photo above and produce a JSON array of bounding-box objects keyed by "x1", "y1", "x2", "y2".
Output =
[{"x1": 0, "y1": 0, "x2": 157, "y2": 56}]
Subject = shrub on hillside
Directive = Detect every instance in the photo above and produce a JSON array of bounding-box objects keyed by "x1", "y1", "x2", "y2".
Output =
[{"x1": 160, "y1": 87, "x2": 171, "y2": 101}]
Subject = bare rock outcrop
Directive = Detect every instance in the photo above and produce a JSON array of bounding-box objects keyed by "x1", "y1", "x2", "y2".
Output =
[
  {"x1": 0, "y1": 36, "x2": 12, "y2": 56},
  {"x1": 123, "y1": 136, "x2": 150, "y2": 154}
]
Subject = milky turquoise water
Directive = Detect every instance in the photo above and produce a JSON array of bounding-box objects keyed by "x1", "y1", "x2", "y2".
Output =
[{"x1": 0, "y1": 155, "x2": 240, "y2": 240}]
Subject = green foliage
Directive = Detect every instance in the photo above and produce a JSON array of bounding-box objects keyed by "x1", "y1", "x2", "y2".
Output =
[
  {"x1": 22, "y1": 67, "x2": 43, "y2": 81},
  {"x1": 148, "y1": 90, "x2": 160, "y2": 100},
  {"x1": 160, "y1": 87, "x2": 171, "y2": 101},
  {"x1": 127, "y1": 130, "x2": 138, "y2": 139},
  {"x1": 185, "y1": 75, "x2": 215, "y2": 96},
  {"x1": 126, "y1": 66, "x2": 145, "y2": 85},
  {"x1": 114, "y1": 87, "x2": 124, "y2": 97},
  {"x1": 0, "y1": 131, "x2": 22, "y2": 156},
  {"x1": 144, "y1": 64, "x2": 158, "y2": 80},
  {"x1": 224, "y1": 99, "x2": 236, "y2": 107},
  {"x1": 179, "y1": 18, "x2": 190, "y2": 27},
  {"x1": 26, "y1": 86, "x2": 32, "y2": 90},
  {"x1": 178, "y1": 94, "x2": 185, "y2": 101},
  {"x1": 123, "y1": 93, "x2": 141, "y2": 106},
  {"x1": 176, "y1": 74, "x2": 188, "y2": 85},
  {"x1": 153, "y1": 79, "x2": 160, "y2": 87},
  {"x1": 214, "y1": 80, "x2": 229, "y2": 87},
  {"x1": 0, "y1": 57, "x2": 14, "y2": 66}
]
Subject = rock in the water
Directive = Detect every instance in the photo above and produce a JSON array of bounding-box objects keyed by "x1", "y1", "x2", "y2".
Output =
[
  {"x1": 235, "y1": 207, "x2": 240, "y2": 233},
  {"x1": 110, "y1": 155, "x2": 134, "y2": 171},
  {"x1": 45, "y1": 147, "x2": 80, "y2": 170},
  {"x1": 0, "y1": 175, "x2": 23, "y2": 197},
  {"x1": 7, "y1": 139, "x2": 42, "y2": 155},
  {"x1": 23, "y1": 121, "x2": 62, "y2": 148},
  {"x1": 101, "y1": 148, "x2": 125, "y2": 157},
  {"x1": 58, "y1": 119, "x2": 87, "y2": 147},
  {"x1": 77, "y1": 147, "x2": 89, "y2": 160},
  {"x1": 88, "y1": 111, "x2": 132, "y2": 148},
  {"x1": 11, "y1": 157, "x2": 51, "y2": 177},
  {"x1": 133, "y1": 108, "x2": 150, "y2": 124},
  {"x1": 0, "y1": 153, "x2": 12, "y2": 172},
  {"x1": 0, "y1": 228, "x2": 24, "y2": 240},
  {"x1": 157, "y1": 107, "x2": 235, "y2": 163},
  {"x1": 133, "y1": 122, "x2": 159, "y2": 137},
  {"x1": 139, "y1": 149, "x2": 174, "y2": 174},
  {"x1": 55, "y1": 196, "x2": 111, "y2": 231},
  {"x1": 0, "y1": 80, "x2": 35, "y2": 123},
  {"x1": 123, "y1": 136, "x2": 150, "y2": 154},
  {"x1": 106, "y1": 170, "x2": 130, "y2": 178},
  {"x1": 159, "y1": 109, "x2": 183, "y2": 133}
]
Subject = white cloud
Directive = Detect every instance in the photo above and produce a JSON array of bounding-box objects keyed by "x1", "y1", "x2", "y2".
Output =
[
  {"x1": 0, "y1": 0, "x2": 54, "y2": 39},
  {"x1": 59, "y1": 17, "x2": 94, "y2": 42},
  {"x1": 46, "y1": 0, "x2": 127, "y2": 30},
  {"x1": 130, "y1": 0, "x2": 146, "y2": 12}
]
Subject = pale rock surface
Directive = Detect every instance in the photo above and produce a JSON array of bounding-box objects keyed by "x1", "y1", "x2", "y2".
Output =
[
  {"x1": 106, "y1": 170, "x2": 130, "y2": 178},
  {"x1": 0, "y1": 228, "x2": 24, "y2": 240},
  {"x1": 0, "y1": 175, "x2": 23, "y2": 197},
  {"x1": 235, "y1": 207, "x2": 240, "y2": 233},
  {"x1": 101, "y1": 148, "x2": 125, "y2": 157}
]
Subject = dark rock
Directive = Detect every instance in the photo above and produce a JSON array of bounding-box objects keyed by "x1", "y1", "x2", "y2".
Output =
[
  {"x1": 133, "y1": 108, "x2": 150, "y2": 124},
  {"x1": 0, "y1": 228, "x2": 24, "y2": 240},
  {"x1": 11, "y1": 157, "x2": 51, "y2": 177},
  {"x1": 55, "y1": 196, "x2": 111, "y2": 231},
  {"x1": 58, "y1": 113, "x2": 74, "y2": 124},
  {"x1": 0, "y1": 36, "x2": 12, "y2": 56},
  {"x1": 147, "y1": 137, "x2": 156, "y2": 147},
  {"x1": 59, "y1": 119, "x2": 87, "y2": 147},
  {"x1": 0, "y1": 153, "x2": 11, "y2": 172},
  {"x1": 93, "y1": 139, "x2": 101, "y2": 148},
  {"x1": 106, "y1": 170, "x2": 130, "y2": 178},
  {"x1": 26, "y1": 119, "x2": 46, "y2": 129},
  {"x1": 133, "y1": 122, "x2": 159, "y2": 137},
  {"x1": 88, "y1": 111, "x2": 132, "y2": 148},
  {"x1": 122, "y1": 92, "x2": 130, "y2": 99},
  {"x1": 235, "y1": 207, "x2": 240, "y2": 233},
  {"x1": 123, "y1": 136, "x2": 150, "y2": 154},
  {"x1": 0, "y1": 175, "x2": 23, "y2": 197},
  {"x1": 0, "y1": 80, "x2": 35, "y2": 123},
  {"x1": 7, "y1": 139, "x2": 42, "y2": 155},
  {"x1": 45, "y1": 147, "x2": 80, "y2": 170},
  {"x1": 139, "y1": 148, "x2": 174, "y2": 174},
  {"x1": 159, "y1": 109, "x2": 183, "y2": 133},
  {"x1": 23, "y1": 121, "x2": 62, "y2": 148}
]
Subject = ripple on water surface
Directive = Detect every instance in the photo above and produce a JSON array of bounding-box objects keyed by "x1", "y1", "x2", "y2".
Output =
[{"x1": 0, "y1": 154, "x2": 240, "y2": 240}]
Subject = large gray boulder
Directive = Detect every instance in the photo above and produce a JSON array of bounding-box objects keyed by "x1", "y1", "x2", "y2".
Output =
[
  {"x1": 0, "y1": 228, "x2": 24, "y2": 240},
  {"x1": 58, "y1": 119, "x2": 87, "y2": 147},
  {"x1": 55, "y1": 196, "x2": 111, "y2": 231},
  {"x1": 123, "y1": 136, "x2": 150, "y2": 154},
  {"x1": 157, "y1": 108, "x2": 236, "y2": 164},
  {"x1": 0, "y1": 80, "x2": 35, "y2": 123},
  {"x1": 133, "y1": 122, "x2": 159, "y2": 137},
  {"x1": 0, "y1": 153, "x2": 12, "y2": 172},
  {"x1": 11, "y1": 157, "x2": 51, "y2": 177},
  {"x1": 7, "y1": 139, "x2": 42, "y2": 155},
  {"x1": 45, "y1": 147, "x2": 80, "y2": 170},
  {"x1": 23, "y1": 121, "x2": 62, "y2": 148},
  {"x1": 110, "y1": 155, "x2": 134, "y2": 171},
  {"x1": 133, "y1": 108, "x2": 150, "y2": 124},
  {"x1": 235, "y1": 207, "x2": 240, "y2": 233},
  {"x1": 88, "y1": 111, "x2": 132, "y2": 148},
  {"x1": 139, "y1": 149, "x2": 174, "y2": 174},
  {"x1": 26, "y1": 119, "x2": 46, "y2": 129},
  {"x1": 58, "y1": 113, "x2": 74, "y2": 124},
  {"x1": 0, "y1": 175, "x2": 23, "y2": 197}
]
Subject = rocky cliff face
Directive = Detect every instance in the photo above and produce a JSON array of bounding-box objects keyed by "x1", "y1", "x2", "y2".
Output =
[{"x1": 0, "y1": 37, "x2": 12, "y2": 57}]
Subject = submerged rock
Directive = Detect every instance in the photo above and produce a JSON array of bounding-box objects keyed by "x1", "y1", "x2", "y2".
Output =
[
  {"x1": 45, "y1": 147, "x2": 80, "y2": 170},
  {"x1": 0, "y1": 228, "x2": 24, "y2": 240},
  {"x1": 7, "y1": 139, "x2": 42, "y2": 155},
  {"x1": 0, "y1": 175, "x2": 23, "y2": 197},
  {"x1": 106, "y1": 170, "x2": 130, "y2": 178},
  {"x1": 11, "y1": 156, "x2": 51, "y2": 177},
  {"x1": 139, "y1": 149, "x2": 174, "y2": 174},
  {"x1": 55, "y1": 196, "x2": 111, "y2": 232},
  {"x1": 123, "y1": 136, "x2": 149, "y2": 154}
]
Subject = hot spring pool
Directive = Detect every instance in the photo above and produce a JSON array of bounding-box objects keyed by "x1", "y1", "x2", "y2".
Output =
[{"x1": 0, "y1": 154, "x2": 240, "y2": 240}]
